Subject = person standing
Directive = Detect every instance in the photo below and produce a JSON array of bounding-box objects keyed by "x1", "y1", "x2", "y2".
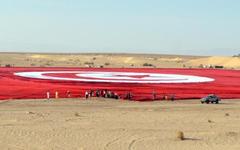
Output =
[
  {"x1": 96, "y1": 90, "x2": 100, "y2": 97},
  {"x1": 67, "y1": 90, "x2": 71, "y2": 98},
  {"x1": 85, "y1": 91, "x2": 89, "y2": 99},
  {"x1": 152, "y1": 90, "x2": 157, "y2": 100},
  {"x1": 114, "y1": 92, "x2": 119, "y2": 99},
  {"x1": 103, "y1": 90, "x2": 106, "y2": 98},
  {"x1": 55, "y1": 91, "x2": 59, "y2": 99},
  {"x1": 126, "y1": 92, "x2": 132, "y2": 100},
  {"x1": 46, "y1": 91, "x2": 50, "y2": 100},
  {"x1": 170, "y1": 94, "x2": 175, "y2": 101}
]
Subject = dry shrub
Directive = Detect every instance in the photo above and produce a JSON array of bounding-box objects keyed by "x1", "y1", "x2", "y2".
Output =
[
  {"x1": 74, "y1": 112, "x2": 80, "y2": 117},
  {"x1": 45, "y1": 62, "x2": 51, "y2": 66},
  {"x1": 208, "y1": 119, "x2": 214, "y2": 123},
  {"x1": 84, "y1": 62, "x2": 94, "y2": 65},
  {"x1": 143, "y1": 63, "x2": 153, "y2": 67},
  {"x1": 226, "y1": 131, "x2": 237, "y2": 137},
  {"x1": 5, "y1": 64, "x2": 11, "y2": 67},
  {"x1": 27, "y1": 111, "x2": 35, "y2": 114},
  {"x1": 176, "y1": 131, "x2": 185, "y2": 140},
  {"x1": 225, "y1": 113, "x2": 230, "y2": 116}
]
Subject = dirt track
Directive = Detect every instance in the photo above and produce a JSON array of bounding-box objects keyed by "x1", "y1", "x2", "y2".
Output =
[{"x1": 0, "y1": 98, "x2": 240, "y2": 150}]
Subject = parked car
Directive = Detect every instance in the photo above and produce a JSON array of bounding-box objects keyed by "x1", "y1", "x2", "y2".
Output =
[{"x1": 201, "y1": 94, "x2": 221, "y2": 104}]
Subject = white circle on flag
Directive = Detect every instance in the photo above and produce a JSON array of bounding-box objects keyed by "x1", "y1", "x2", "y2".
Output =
[{"x1": 14, "y1": 71, "x2": 214, "y2": 83}]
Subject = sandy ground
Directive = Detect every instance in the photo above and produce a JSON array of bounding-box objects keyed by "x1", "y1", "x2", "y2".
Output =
[
  {"x1": 0, "y1": 53, "x2": 200, "y2": 68},
  {"x1": 0, "y1": 98, "x2": 240, "y2": 150},
  {"x1": 1, "y1": 52, "x2": 239, "y2": 69}
]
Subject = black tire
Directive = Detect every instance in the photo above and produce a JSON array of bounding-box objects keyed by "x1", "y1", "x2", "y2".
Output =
[
  {"x1": 206, "y1": 101, "x2": 209, "y2": 104},
  {"x1": 211, "y1": 101, "x2": 214, "y2": 103},
  {"x1": 216, "y1": 100, "x2": 219, "y2": 104},
  {"x1": 201, "y1": 101, "x2": 204, "y2": 104}
]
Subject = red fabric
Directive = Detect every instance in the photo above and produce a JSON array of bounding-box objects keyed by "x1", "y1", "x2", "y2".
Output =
[{"x1": 0, "y1": 67, "x2": 240, "y2": 101}]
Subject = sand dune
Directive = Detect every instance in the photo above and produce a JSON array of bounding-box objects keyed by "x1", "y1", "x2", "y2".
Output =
[{"x1": 188, "y1": 56, "x2": 240, "y2": 68}]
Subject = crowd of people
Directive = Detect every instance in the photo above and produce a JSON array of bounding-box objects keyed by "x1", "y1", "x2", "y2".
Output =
[
  {"x1": 46, "y1": 89, "x2": 121, "y2": 100},
  {"x1": 84, "y1": 89, "x2": 120, "y2": 99},
  {"x1": 46, "y1": 90, "x2": 175, "y2": 101}
]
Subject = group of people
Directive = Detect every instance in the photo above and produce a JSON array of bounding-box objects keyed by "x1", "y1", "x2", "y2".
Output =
[
  {"x1": 45, "y1": 89, "x2": 175, "y2": 101},
  {"x1": 46, "y1": 89, "x2": 121, "y2": 100},
  {"x1": 85, "y1": 89, "x2": 120, "y2": 99},
  {"x1": 46, "y1": 90, "x2": 71, "y2": 100}
]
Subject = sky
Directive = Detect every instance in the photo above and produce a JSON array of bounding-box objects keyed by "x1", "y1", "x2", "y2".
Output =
[{"x1": 0, "y1": 0, "x2": 239, "y2": 56}]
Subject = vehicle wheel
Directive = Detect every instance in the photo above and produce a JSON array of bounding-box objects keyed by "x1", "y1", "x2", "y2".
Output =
[
  {"x1": 206, "y1": 101, "x2": 209, "y2": 104},
  {"x1": 216, "y1": 100, "x2": 219, "y2": 104},
  {"x1": 201, "y1": 101, "x2": 204, "y2": 104},
  {"x1": 211, "y1": 101, "x2": 214, "y2": 103}
]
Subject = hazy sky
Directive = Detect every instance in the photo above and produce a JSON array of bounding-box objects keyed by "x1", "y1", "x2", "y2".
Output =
[{"x1": 0, "y1": 0, "x2": 239, "y2": 56}]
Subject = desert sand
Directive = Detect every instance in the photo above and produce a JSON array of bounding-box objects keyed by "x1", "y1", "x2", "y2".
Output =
[
  {"x1": 1, "y1": 52, "x2": 240, "y2": 69},
  {"x1": 0, "y1": 98, "x2": 240, "y2": 150},
  {"x1": 187, "y1": 56, "x2": 240, "y2": 69}
]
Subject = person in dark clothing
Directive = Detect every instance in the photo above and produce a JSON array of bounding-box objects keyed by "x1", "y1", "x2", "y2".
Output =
[
  {"x1": 107, "y1": 91, "x2": 111, "y2": 98},
  {"x1": 126, "y1": 92, "x2": 132, "y2": 100},
  {"x1": 152, "y1": 90, "x2": 157, "y2": 100},
  {"x1": 89, "y1": 90, "x2": 94, "y2": 97},
  {"x1": 114, "y1": 92, "x2": 119, "y2": 99},
  {"x1": 96, "y1": 90, "x2": 100, "y2": 97},
  {"x1": 170, "y1": 94, "x2": 175, "y2": 101},
  {"x1": 85, "y1": 91, "x2": 89, "y2": 99},
  {"x1": 110, "y1": 91, "x2": 115, "y2": 98}
]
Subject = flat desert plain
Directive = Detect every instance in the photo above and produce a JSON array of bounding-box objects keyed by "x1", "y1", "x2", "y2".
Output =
[{"x1": 0, "y1": 98, "x2": 240, "y2": 150}]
